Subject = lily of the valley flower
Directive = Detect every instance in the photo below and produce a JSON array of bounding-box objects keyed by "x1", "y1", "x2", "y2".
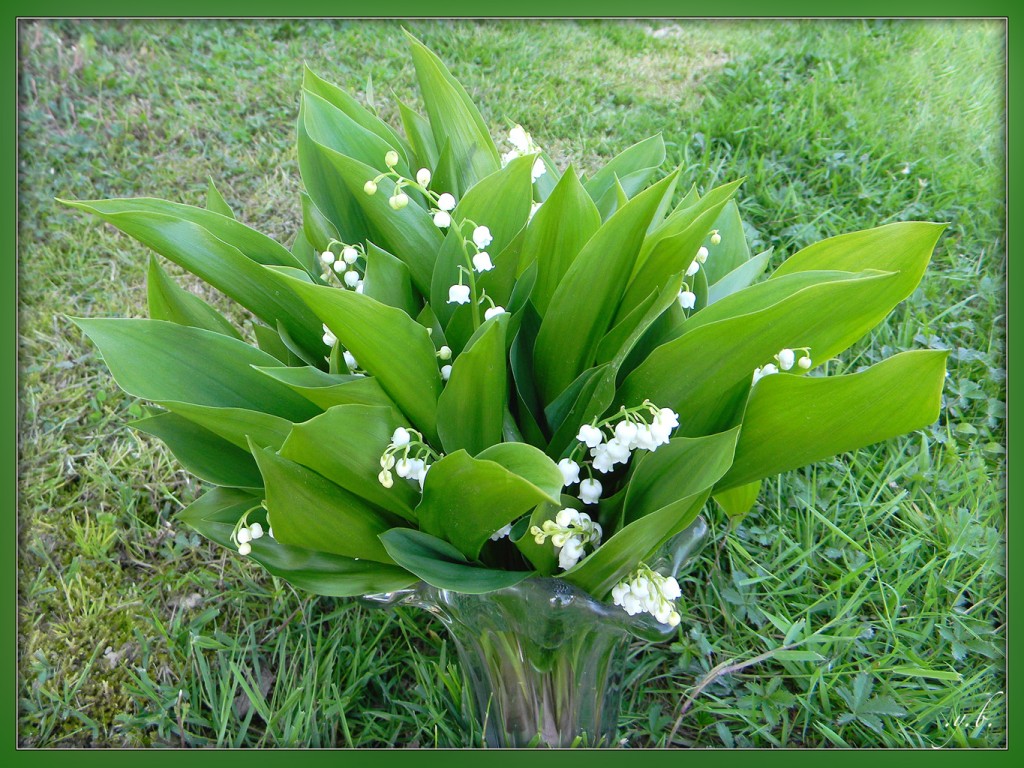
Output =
[
  {"x1": 752, "y1": 363, "x2": 779, "y2": 385},
  {"x1": 391, "y1": 427, "x2": 411, "y2": 447},
  {"x1": 710, "y1": 229, "x2": 721, "y2": 246},
  {"x1": 433, "y1": 210, "x2": 452, "y2": 228},
  {"x1": 437, "y1": 192, "x2": 456, "y2": 211},
  {"x1": 416, "y1": 167, "x2": 431, "y2": 186},
  {"x1": 385, "y1": 150, "x2": 399, "y2": 168},
  {"x1": 322, "y1": 324, "x2": 337, "y2": 347},
  {"x1": 343, "y1": 270, "x2": 360, "y2": 288},
  {"x1": 472, "y1": 251, "x2": 494, "y2": 272},
  {"x1": 695, "y1": 246, "x2": 709, "y2": 265},
  {"x1": 343, "y1": 350, "x2": 358, "y2": 371},
  {"x1": 448, "y1": 284, "x2": 471, "y2": 305},
  {"x1": 441, "y1": 364, "x2": 452, "y2": 381},
  {"x1": 472, "y1": 226, "x2": 493, "y2": 249},
  {"x1": 686, "y1": 259, "x2": 700, "y2": 277},
  {"x1": 320, "y1": 250, "x2": 335, "y2": 265},
  {"x1": 363, "y1": 180, "x2": 378, "y2": 195},
  {"x1": 611, "y1": 564, "x2": 682, "y2": 626},
  {"x1": 798, "y1": 355, "x2": 812, "y2": 369},
  {"x1": 529, "y1": 508, "x2": 602, "y2": 570},
  {"x1": 579, "y1": 477, "x2": 603, "y2": 504},
  {"x1": 389, "y1": 192, "x2": 409, "y2": 210},
  {"x1": 557, "y1": 458, "x2": 581, "y2": 487},
  {"x1": 342, "y1": 247, "x2": 359, "y2": 264},
  {"x1": 777, "y1": 348, "x2": 796, "y2": 371},
  {"x1": 577, "y1": 424, "x2": 604, "y2": 448},
  {"x1": 678, "y1": 289, "x2": 696, "y2": 310},
  {"x1": 437, "y1": 345, "x2": 452, "y2": 361},
  {"x1": 489, "y1": 523, "x2": 512, "y2": 541},
  {"x1": 484, "y1": 305, "x2": 506, "y2": 320}
]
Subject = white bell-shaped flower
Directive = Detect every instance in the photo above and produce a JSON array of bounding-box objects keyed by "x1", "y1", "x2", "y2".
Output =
[
  {"x1": 344, "y1": 270, "x2": 360, "y2": 288},
  {"x1": 633, "y1": 424, "x2": 659, "y2": 451},
  {"x1": 591, "y1": 446, "x2": 616, "y2": 474},
  {"x1": 391, "y1": 427, "x2": 411, "y2": 447},
  {"x1": 557, "y1": 458, "x2": 581, "y2": 486},
  {"x1": 678, "y1": 290, "x2": 696, "y2": 310},
  {"x1": 531, "y1": 156, "x2": 546, "y2": 182},
  {"x1": 576, "y1": 424, "x2": 604, "y2": 448},
  {"x1": 695, "y1": 246, "x2": 709, "y2": 264},
  {"x1": 798, "y1": 355, "x2": 812, "y2": 370},
  {"x1": 484, "y1": 305, "x2": 506, "y2": 320},
  {"x1": 472, "y1": 251, "x2": 494, "y2": 272},
  {"x1": 489, "y1": 523, "x2": 512, "y2": 541},
  {"x1": 448, "y1": 284, "x2": 471, "y2": 304},
  {"x1": 777, "y1": 348, "x2": 796, "y2": 371},
  {"x1": 686, "y1": 259, "x2": 700, "y2": 276},
  {"x1": 472, "y1": 226, "x2": 493, "y2": 249},
  {"x1": 416, "y1": 167, "x2": 432, "y2": 186},
  {"x1": 433, "y1": 210, "x2": 452, "y2": 228},
  {"x1": 558, "y1": 536, "x2": 585, "y2": 570},
  {"x1": 343, "y1": 351, "x2": 358, "y2": 371},
  {"x1": 437, "y1": 192, "x2": 456, "y2": 211},
  {"x1": 320, "y1": 250, "x2": 336, "y2": 265},
  {"x1": 441, "y1": 364, "x2": 452, "y2": 381},
  {"x1": 579, "y1": 478, "x2": 603, "y2": 504},
  {"x1": 604, "y1": 437, "x2": 631, "y2": 464},
  {"x1": 342, "y1": 247, "x2": 359, "y2": 264},
  {"x1": 614, "y1": 419, "x2": 638, "y2": 445}
]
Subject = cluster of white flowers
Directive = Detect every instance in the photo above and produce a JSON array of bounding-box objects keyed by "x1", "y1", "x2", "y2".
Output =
[
  {"x1": 319, "y1": 243, "x2": 365, "y2": 294},
  {"x1": 611, "y1": 564, "x2": 682, "y2": 626},
  {"x1": 378, "y1": 427, "x2": 440, "y2": 492},
  {"x1": 501, "y1": 124, "x2": 547, "y2": 183},
  {"x1": 752, "y1": 346, "x2": 813, "y2": 385},
  {"x1": 233, "y1": 516, "x2": 273, "y2": 557},
  {"x1": 530, "y1": 508, "x2": 603, "y2": 570}
]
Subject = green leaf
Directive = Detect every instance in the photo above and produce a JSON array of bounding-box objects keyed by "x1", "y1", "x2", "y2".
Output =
[
  {"x1": 563, "y1": 490, "x2": 709, "y2": 599},
  {"x1": 252, "y1": 446, "x2": 398, "y2": 563},
  {"x1": 398, "y1": 98, "x2": 439, "y2": 171},
  {"x1": 713, "y1": 480, "x2": 762, "y2": 520},
  {"x1": 362, "y1": 243, "x2": 419, "y2": 317},
  {"x1": 73, "y1": 318, "x2": 320, "y2": 422},
  {"x1": 301, "y1": 88, "x2": 409, "y2": 176},
  {"x1": 453, "y1": 153, "x2": 534, "y2": 256},
  {"x1": 253, "y1": 322, "x2": 302, "y2": 366},
  {"x1": 717, "y1": 350, "x2": 948, "y2": 490},
  {"x1": 60, "y1": 197, "x2": 306, "y2": 269},
  {"x1": 146, "y1": 255, "x2": 241, "y2": 339},
  {"x1": 437, "y1": 316, "x2": 507, "y2": 455},
  {"x1": 707, "y1": 248, "x2": 773, "y2": 305},
  {"x1": 616, "y1": 181, "x2": 738, "y2": 320},
  {"x1": 623, "y1": 428, "x2": 740, "y2": 523},
  {"x1": 61, "y1": 201, "x2": 324, "y2": 354},
  {"x1": 156, "y1": 401, "x2": 292, "y2": 452},
  {"x1": 300, "y1": 191, "x2": 341, "y2": 253},
  {"x1": 268, "y1": 273, "x2": 442, "y2": 443},
  {"x1": 698, "y1": 200, "x2": 749, "y2": 285},
  {"x1": 583, "y1": 135, "x2": 666, "y2": 220},
  {"x1": 297, "y1": 101, "x2": 443, "y2": 294},
  {"x1": 595, "y1": 276, "x2": 682, "y2": 371},
  {"x1": 416, "y1": 449, "x2": 561, "y2": 560},
  {"x1": 380, "y1": 528, "x2": 531, "y2": 594},
  {"x1": 179, "y1": 487, "x2": 415, "y2": 596},
  {"x1": 534, "y1": 171, "x2": 678, "y2": 404},
  {"x1": 205, "y1": 178, "x2": 235, "y2": 219},
  {"x1": 131, "y1": 411, "x2": 263, "y2": 489},
  {"x1": 546, "y1": 365, "x2": 618, "y2": 460},
  {"x1": 618, "y1": 270, "x2": 906, "y2": 436},
  {"x1": 302, "y1": 65, "x2": 411, "y2": 166},
  {"x1": 406, "y1": 30, "x2": 500, "y2": 195},
  {"x1": 475, "y1": 442, "x2": 564, "y2": 502},
  {"x1": 254, "y1": 366, "x2": 405, "y2": 417},
  {"x1": 279, "y1": 404, "x2": 419, "y2": 521},
  {"x1": 512, "y1": 501, "x2": 563, "y2": 576},
  {"x1": 522, "y1": 166, "x2": 602, "y2": 317}
]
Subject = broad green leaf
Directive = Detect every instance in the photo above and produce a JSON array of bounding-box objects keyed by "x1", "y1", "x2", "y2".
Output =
[
  {"x1": 363, "y1": 243, "x2": 419, "y2": 317},
  {"x1": 61, "y1": 197, "x2": 306, "y2": 270},
  {"x1": 509, "y1": 305, "x2": 548, "y2": 446},
  {"x1": 475, "y1": 442, "x2": 564, "y2": 502},
  {"x1": 146, "y1": 256, "x2": 241, "y2": 339},
  {"x1": 298, "y1": 102, "x2": 443, "y2": 293},
  {"x1": 772, "y1": 221, "x2": 945, "y2": 287},
  {"x1": 254, "y1": 365, "x2": 405, "y2": 417},
  {"x1": 437, "y1": 316, "x2": 507, "y2": 455},
  {"x1": 713, "y1": 480, "x2": 762, "y2": 520},
  {"x1": 429, "y1": 227, "x2": 472, "y2": 330},
  {"x1": 398, "y1": 98, "x2": 439, "y2": 171},
  {"x1": 301, "y1": 88, "x2": 409, "y2": 176},
  {"x1": 617, "y1": 184, "x2": 736, "y2": 320},
  {"x1": 453, "y1": 153, "x2": 534, "y2": 255},
  {"x1": 205, "y1": 178, "x2": 235, "y2": 219},
  {"x1": 522, "y1": 166, "x2": 602, "y2": 317},
  {"x1": 534, "y1": 171, "x2": 678, "y2": 404},
  {"x1": 595, "y1": 276, "x2": 682, "y2": 371},
  {"x1": 279, "y1": 404, "x2": 419, "y2": 521},
  {"x1": 583, "y1": 135, "x2": 666, "y2": 220},
  {"x1": 73, "y1": 318, "x2": 319, "y2": 422},
  {"x1": 302, "y1": 65, "x2": 411, "y2": 166},
  {"x1": 61, "y1": 202, "x2": 324, "y2": 354},
  {"x1": 179, "y1": 487, "x2": 415, "y2": 596},
  {"x1": 301, "y1": 191, "x2": 341, "y2": 253},
  {"x1": 618, "y1": 270, "x2": 906, "y2": 436},
  {"x1": 416, "y1": 449, "x2": 561, "y2": 559},
  {"x1": 253, "y1": 322, "x2": 302, "y2": 366},
  {"x1": 562, "y1": 490, "x2": 709, "y2": 599},
  {"x1": 253, "y1": 446, "x2": 399, "y2": 563},
  {"x1": 276, "y1": 319, "x2": 327, "y2": 370},
  {"x1": 269, "y1": 273, "x2": 441, "y2": 443},
  {"x1": 132, "y1": 411, "x2": 263, "y2": 489},
  {"x1": 406, "y1": 31, "x2": 500, "y2": 195},
  {"x1": 546, "y1": 365, "x2": 618, "y2": 460},
  {"x1": 707, "y1": 248, "x2": 773, "y2": 305},
  {"x1": 699, "y1": 200, "x2": 749, "y2": 285},
  {"x1": 380, "y1": 528, "x2": 531, "y2": 594},
  {"x1": 624, "y1": 428, "x2": 740, "y2": 523},
  {"x1": 717, "y1": 350, "x2": 949, "y2": 490},
  {"x1": 157, "y1": 401, "x2": 291, "y2": 452}
]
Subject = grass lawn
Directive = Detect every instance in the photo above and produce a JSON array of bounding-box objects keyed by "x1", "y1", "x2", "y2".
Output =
[{"x1": 17, "y1": 18, "x2": 1005, "y2": 747}]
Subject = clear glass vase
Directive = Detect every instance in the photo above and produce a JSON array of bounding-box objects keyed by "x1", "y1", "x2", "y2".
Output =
[{"x1": 365, "y1": 516, "x2": 708, "y2": 748}]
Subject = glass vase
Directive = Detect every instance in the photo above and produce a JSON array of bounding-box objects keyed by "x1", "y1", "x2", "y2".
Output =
[{"x1": 365, "y1": 516, "x2": 708, "y2": 748}]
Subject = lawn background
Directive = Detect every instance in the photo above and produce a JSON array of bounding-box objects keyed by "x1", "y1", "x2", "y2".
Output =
[{"x1": 16, "y1": 17, "x2": 1006, "y2": 748}]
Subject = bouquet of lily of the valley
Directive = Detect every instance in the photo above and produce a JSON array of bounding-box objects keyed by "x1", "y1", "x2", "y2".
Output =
[{"x1": 67, "y1": 34, "x2": 947, "y2": 628}]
